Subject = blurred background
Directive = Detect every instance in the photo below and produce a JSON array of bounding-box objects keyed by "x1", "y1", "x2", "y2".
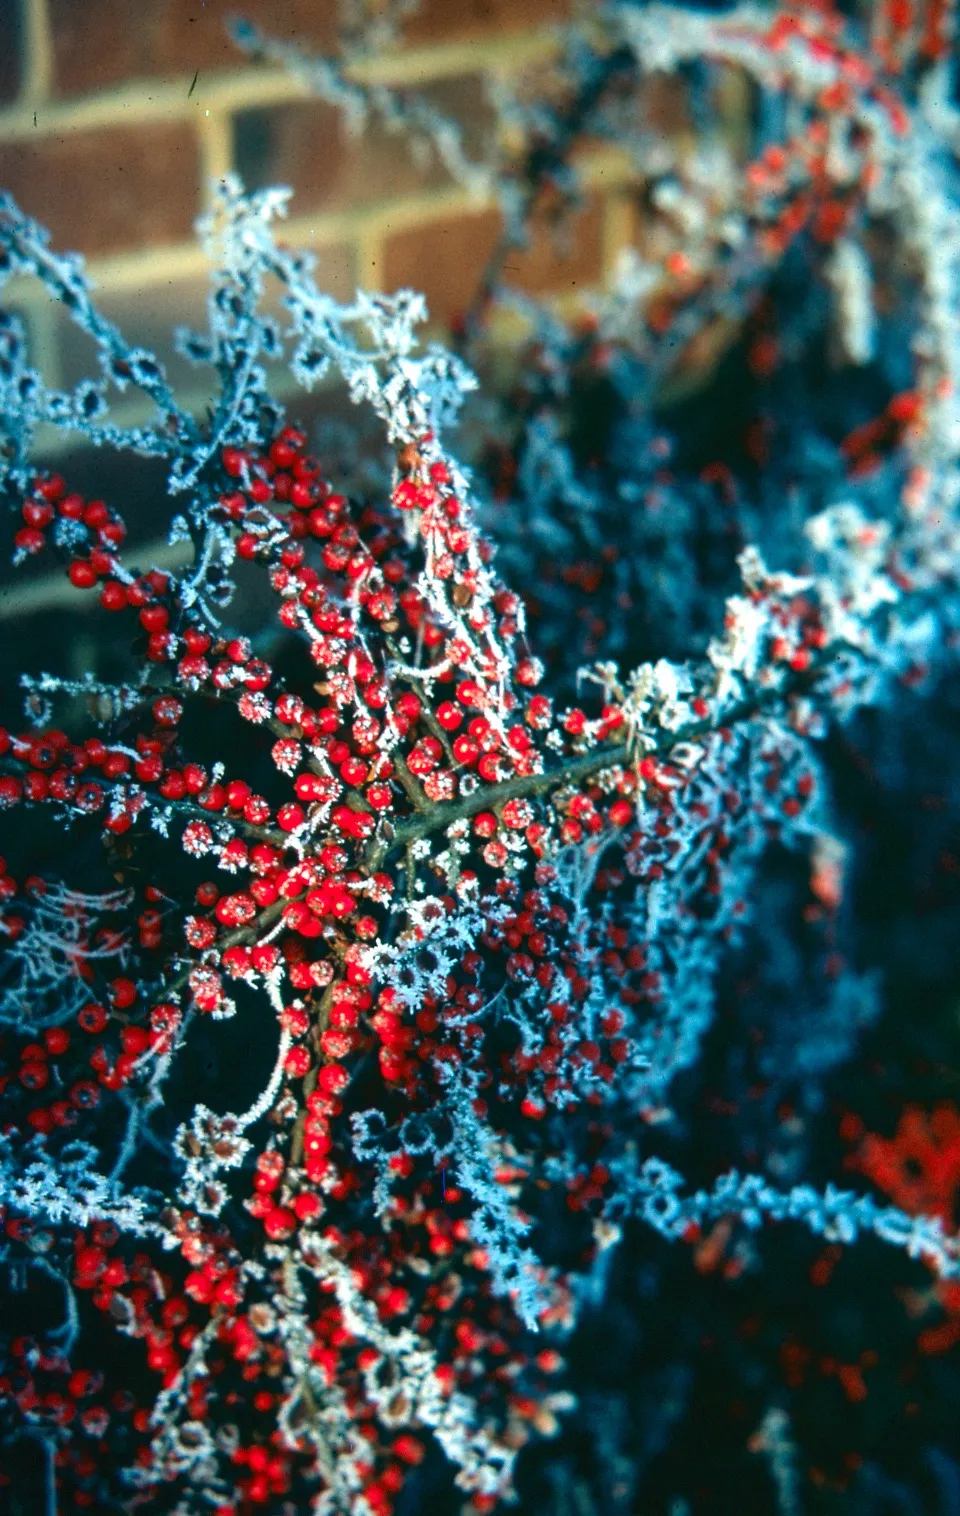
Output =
[
  {"x1": 0, "y1": 0, "x2": 671, "y2": 696},
  {"x1": 0, "y1": 0, "x2": 633, "y2": 393},
  {"x1": 1, "y1": 0, "x2": 738, "y2": 705}
]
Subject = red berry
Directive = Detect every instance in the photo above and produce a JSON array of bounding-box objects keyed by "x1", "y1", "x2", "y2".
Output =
[
  {"x1": 14, "y1": 526, "x2": 45, "y2": 554},
  {"x1": 222, "y1": 446, "x2": 246, "y2": 477},
  {"x1": 263, "y1": 1206, "x2": 297, "y2": 1240},
  {"x1": 436, "y1": 702, "x2": 463, "y2": 731},
  {"x1": 277, "y1": 803, "x2": 305, "y2": 833},
  {"x1": 100, "y1": 581, "x2": 127, "y2": 611},
  {"x1": 69, "y1": 561, "x2": 98, "y2": 589},
  {"x1": 140, "y1": 604, "x2": 168, "y2": 633}
]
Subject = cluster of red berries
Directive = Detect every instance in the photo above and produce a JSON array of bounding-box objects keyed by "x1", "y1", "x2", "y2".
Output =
[{"x1": 0, "y1": 415, "x2": 654, "y2": 1512}]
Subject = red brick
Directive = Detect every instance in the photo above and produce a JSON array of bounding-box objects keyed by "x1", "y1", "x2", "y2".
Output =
[
  {"x1": 233, "y1": 73, "x2": 493, "y2": 220},
  {"x1": 381, "y1": 193, "x2": 604, "y2": 329},
  {"x1": 48, "y1": 0, "x2": 340, "y2": 98},
  {"x1": 506, "y1": 196, "x2": 605, "y2": 295},
  {"x1": 0, "y1": 122, "x2": 202, "y2": 258},
  {"x1": 382, "y1": 206, "x2": 498, "y2": 327},
  {"x1": 47, "y1": 0, "x2": 573, "y2": 99},
  {"x1": 402, "y1": 0, "x2": 572, "y2": 46}
]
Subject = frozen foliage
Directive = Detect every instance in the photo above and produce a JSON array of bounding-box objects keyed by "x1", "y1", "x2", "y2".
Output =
[
  {"x1": 0, "y1": 883, "x2": 133, "y2": 1030},
  {"x1": 229, "y1": 19, "x2": 492, "y2": 201},
  {"x1": 0, "y1": 1134, "x2": 157, "y2": 1234},
  {"x1": 1, "y1": 3, "x2": 960, "y2": 1514}
]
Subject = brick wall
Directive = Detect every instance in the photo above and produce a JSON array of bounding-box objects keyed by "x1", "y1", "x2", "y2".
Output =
[
  {"x1": 0, "y1": 0, "x2": 656, "y2": 417},
  {"x1": 0, "y1": 1, "x2": 748, "y2": 633},
  {"x1": 0, "y1": 0, "x2": 672, "y2": 631}
]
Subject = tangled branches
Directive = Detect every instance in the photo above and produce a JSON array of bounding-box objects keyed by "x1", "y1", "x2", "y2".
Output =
[{"x1": 1, "y1": 4, "x2": 959, "y2": 1513}]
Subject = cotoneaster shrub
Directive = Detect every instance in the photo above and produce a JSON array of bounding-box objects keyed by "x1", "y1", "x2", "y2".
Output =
[{"x1": 1, "y1": 4, "x2": 960, "y2": 1514}]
